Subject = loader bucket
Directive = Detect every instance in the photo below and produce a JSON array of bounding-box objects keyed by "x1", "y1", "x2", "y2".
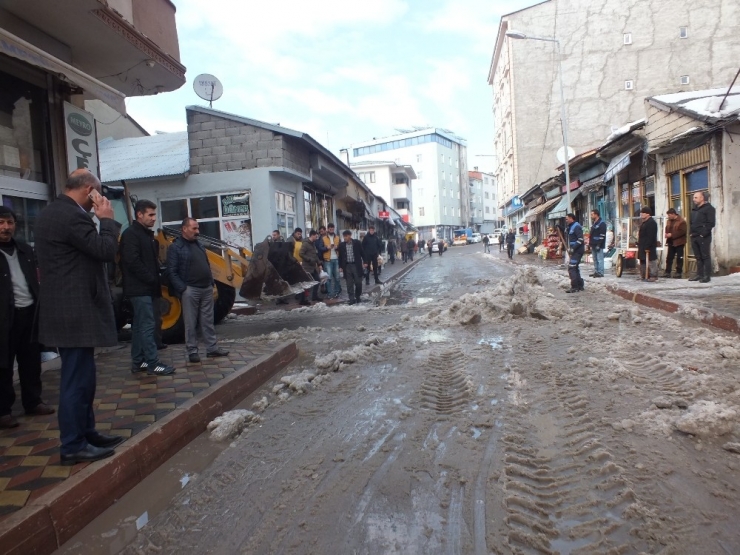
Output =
[{"x1": 240, "y1": 240, "x2": 317, "y2": 300}]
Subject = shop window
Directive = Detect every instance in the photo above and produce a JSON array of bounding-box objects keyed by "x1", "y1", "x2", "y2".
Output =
[
  {"x1": 276, "y1": 191, "x2": 296, "y2": 239},
  {"x1": 190, "y1": 196, "x2": 219, "y2": 219},
  {"x1": 1, "y1": 195, "x2": 46, "y2": 243},
  {"x1": 668, "y1": 167, "x2": 708, "y2": 258},
  {"x1": 161, "y1": 199, "x2": 188, "y2": 222}
]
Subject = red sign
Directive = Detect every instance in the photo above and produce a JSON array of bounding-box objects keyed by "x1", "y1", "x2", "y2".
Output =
[
  {"x1": 401, "y1": 214, "x2": 410, "y2": 222},
  {"x1": 378, "y1": 211, "x2": 390, "y2": 219}
]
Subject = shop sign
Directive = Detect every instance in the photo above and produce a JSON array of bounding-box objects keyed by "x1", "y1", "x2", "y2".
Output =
[
  {"x1": 63, "y1": 102, "x2": 99, "y2": 177},
  {"x1": 221, "y1": 193, "x2": 250, "y2": 217},
  {"x1": 378, "y1": 210, "x2": 390, "y2": 219}
]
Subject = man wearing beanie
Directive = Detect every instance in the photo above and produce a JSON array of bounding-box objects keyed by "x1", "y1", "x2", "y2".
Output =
[{"x1": 638, "y1": 206, "x2": 659, "y2": 282}]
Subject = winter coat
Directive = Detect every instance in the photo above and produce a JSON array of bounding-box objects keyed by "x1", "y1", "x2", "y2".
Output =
[
  {"x1": 498, "y1": 233, "x2": 504, "y2": 244},
  {"x1": 690, "y1": 203, "x2": 715, "y2": 238},
  {"x1": 119, "y1": 220, "x2": 161, "y2": 297},
  {"x1": 314, "y1": 237, "x2": 328, "y2": 259},
  {"x1": 637, "y1": 217, "x2": 658, "y2": 260},
  {"x1": 589, "y1": 218, "x2": 607, "y2": 249},
  {"x1": 665, "y1": 216, "x2": 687, "y2": 247},
  {"x1": 406, "y1": 239, "x2": 416, "y2": 252},
  {"x1": 165, "y1": 236, "x2": 213, "y2": 296},
  {"x1": 387, "y1": 240, "x2": 397, "y2": 255},
  {"x1": 505, "y1": 232, "x2": 516, "y2": 246},
  {"x1": 299, "y1": 239, "x2": 320, "y2": 273},
  {"x1": 400, "y1": 240, "x2": 408, "y2": 253},
  {"x1": 566, "y1": 223, "x2": 584, "y2": 253},
  {"x1": 34, "y1": 194, "x2": 121, "y2": 348},
  {"x1": 362, "y1": 232, "x2": 383, "y2": 256},
  {"x1": 287, "y1": 234, "x2": 302, "y2": 262},
  {"x1": 338, "y1": 239, "x2": 366, "y2": 273},
  {"x1": 482, "y1": 235, "x2": 489, "y2": 244},
  {"x1": 321, "y1": 234, "x2": 340, "y2": 261},
  {"x1": 0, "y1": 239, "x2": 39, "y2": 368}
]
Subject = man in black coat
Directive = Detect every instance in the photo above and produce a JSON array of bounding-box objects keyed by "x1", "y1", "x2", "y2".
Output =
[
  {"x1": 688, "y1": 191, "x2": 716, "y2": 283},
  {"x1": 637, "y1": 207, "x2": 659, "y2": 281},
  {"x1": 119, "y1": 199, "x2": 174, "y2": 376},
  {"x1": 361, "y1": 225, "x2": 383, "y2": 285},
  {"x1": 338, "y1": 230, "x2": 367, "y2": 305},
  {"x1": 35, "y1": 169, "x2": 124, "y2": 465},
  {"x1": 0, "y1": 206, "x2": 55, "y2": 429},
  {"x1": 505, "y1": 229, "x2": 516, "y2": 259}
]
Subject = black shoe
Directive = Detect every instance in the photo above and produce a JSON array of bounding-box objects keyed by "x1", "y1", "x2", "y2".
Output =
[
  {"x1": 131, "y1": 361, "x2": 148, "y2": 374},
  {"x1": 148, "y1": 363, "x2": 176, "y2": 376},
  {"x1": 356, "y1": 298, "x2": 366, "y2": 303},
  {"x1": 593, "y1": 273, "x2": 604, "y2": 278},
  {"x1": 60, "y1": 444, "x2": 114, "y2": 466},
  {"x1": 374, "y1": 279, "x2": 381, "y2": 284},
  {"x1": 207, "y1": 348, "x2": 230, "y2": 358},
  {"x1": 348, "y1": 299, "x2": 356, "y2": 305},
  {"x1": 673, "y1": 274, "x2": 683, "y2": 279},
  {"x1": 588, "y1": 273, "x2": 596, "y2": 277},
  {"x1": 0, "y1": 414, "x2": 19, "y2": 429},
  {"x1": 87, "y1": 432, "x2": 124, "y2": 449},
  {"x1": 299, "y1": 299, "x2": 310, "y2": 306},
  {"x1": 699, "y1": 277, "x2": 711, "y2": 283},
  {"x1": 157, "y1": 344, "x2": 168, "y2": 351},
  {"x1": 662, "y1": 273, "x2": 671, "y2": 278},
  {"x1": 688, "y1": 275, "x2": 702, "y2": 281},
  {"x1": 565, "y1": 288, "x2": 582, "y2": 293},
  {"x1": 189, "y1": 353, "x2": 201, "y2": 363},
  {"x1": 25, "y1": 403, "x2": 55, "y2": 416}
]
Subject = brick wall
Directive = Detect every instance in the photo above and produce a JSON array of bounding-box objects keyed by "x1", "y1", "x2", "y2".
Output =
[{"x1": 186, "y1": 110, "x2": 310, "y2": 175}]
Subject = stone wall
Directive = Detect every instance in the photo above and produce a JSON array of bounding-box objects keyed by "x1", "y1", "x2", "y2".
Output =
[{"x1": 186, "y1": 110, "x2": 310, "y2": 176}]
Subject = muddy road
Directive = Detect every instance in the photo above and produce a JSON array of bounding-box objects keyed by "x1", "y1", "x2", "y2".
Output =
[{"x1": 82, "y1": 246, "x2": 740, "y2": 554}]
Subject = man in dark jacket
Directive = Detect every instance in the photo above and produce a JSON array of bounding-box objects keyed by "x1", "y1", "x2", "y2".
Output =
[
  {"x1": 505, "y1": 228, "x2": 516, "y2": 259},
  {"x1": 688, "y1": 192, "x2": 715, "y2": 283},
  {"x1": 387, "y1": 238, "x2": 397, "y2": 264},
  {"x1": 400, "y1": 236, "x2": 408, "y2": 263},
  {"x1": 166, "y1": 218, "x2": 229, "y2": 363},
  {"x1": 588, "y1": 210, "x2": 607, "y2": 278},
  {"x1": 338, "y1": 230, "x2": 367, "y2": 305},
  {"x1": 406, "y1": 237, "x2": 416, "y2": 261},
  {"x1": 664, "y1": 208, "x2": 687, "y2": 278},
  {"x1": 119, "y1": 200, "x2": 174, "y2": 376},
  {"x1": 637, "y1": 207, "x2": 659, "y2": 281},
  {"x1": 35, "y1": 169, "x2": 124, "y2": 464},
  {"x1": 300, "y1": 229, "x2": 322, "y2": 303},
  {"x1": 498, "y1": 231, "x2": 505, "y2": 251},
  {"x1": 361, "y1": 225, "x2": 383, "y2": 285},
  {"x1": 565, "y1": 215, "x2": 585, "y2": 292},
  {"x1": 0, "y1": 207, "x2": 54, "y2": 429}
]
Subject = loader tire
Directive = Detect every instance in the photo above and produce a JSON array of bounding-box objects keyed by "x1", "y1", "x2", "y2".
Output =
[
  {"x1": 160, "y1": 288, "x2": 185, "y2": 345},
  {"x1": 214, "y1": 282, "x2": 236, "y2": 324}
]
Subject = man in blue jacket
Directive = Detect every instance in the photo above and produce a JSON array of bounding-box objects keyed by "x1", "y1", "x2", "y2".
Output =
[
  {"x1": 588, "y1": 210, "x2": 607, "y2": 278},
  {"x1": 565, "y1": 213, "x2": 585, "y2": 293},
  {"x1": 166, "y1": 218, "x2": 229, "y2": 363}
]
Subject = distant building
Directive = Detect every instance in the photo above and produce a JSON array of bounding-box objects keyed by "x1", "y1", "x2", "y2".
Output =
[
  {"x1": 470, "y1": 168, "x2": 500, "y2": 233},
  {"x1": 350, "y1": 160, "x2": 416, "y2": 227},
  {"x1": 347, "y1": 128, "x2": 468, "y2": 241},
  {"x1": 487, "y1": 0, "x2": 740, "y2": 211}
]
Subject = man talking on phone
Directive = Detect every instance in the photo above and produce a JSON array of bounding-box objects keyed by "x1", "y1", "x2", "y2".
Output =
[{"x1": 35, "y1": 169, "x2": 124, "y2": 465}]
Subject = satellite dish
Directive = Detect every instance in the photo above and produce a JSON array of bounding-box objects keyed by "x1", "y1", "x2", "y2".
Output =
[
  {"x1": 556, "y1": 146, "x2": 576, "y2": 164},
  {"x1": 193, "y1": 74, "x2": 223, "y2": 107}
]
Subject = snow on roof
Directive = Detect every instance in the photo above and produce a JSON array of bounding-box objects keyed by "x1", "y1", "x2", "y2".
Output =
[
  {"x1": 649, "y1": 87, "x2": 740, "y2": 121},
  {"x1": 604, "y1": 118, "x2": 647, "y2": 144},
  {"x1": 98, "y1": 131, "x2": 189, "y2": 183}
]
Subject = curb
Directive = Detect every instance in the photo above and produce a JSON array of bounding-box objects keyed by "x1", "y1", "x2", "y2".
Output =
[
  {"x1": 606, "y1": 285, "x2": 740, "y2": 335},
  {"x1": 371, "y1": 254, "x2": 427, "y2": 297},
  {"x1": 0, "y1": 341, "x2": 298, "y2": 555}
]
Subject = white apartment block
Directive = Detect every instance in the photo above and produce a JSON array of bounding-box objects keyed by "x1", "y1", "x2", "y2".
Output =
[
  {"x1": 351, "y1": 161, "x2": 416, "y2": 225},
  {"x1": 470, "y1": 168, "x2": 500, "y2": 233},
  {"x1": 488, "y1": 0, "x2": 740, "y2": 208},
  {"x1": 348, "y1": 129, "x2": 468, "y2": 240}
]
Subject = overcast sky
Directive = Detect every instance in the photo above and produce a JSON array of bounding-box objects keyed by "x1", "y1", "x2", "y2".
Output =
[{"x1": 126, "y1": 0, "x2": 535, "y2": 173}]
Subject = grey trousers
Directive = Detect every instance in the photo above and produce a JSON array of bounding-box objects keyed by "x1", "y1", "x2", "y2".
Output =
[{"x1": 182, "y1": 286, "x2": 218, "y2": 354}]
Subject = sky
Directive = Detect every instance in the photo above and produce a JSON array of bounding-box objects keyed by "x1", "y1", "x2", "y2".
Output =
[{"x1": 126, "y1": 0, "x2": 536, "y2": 173}]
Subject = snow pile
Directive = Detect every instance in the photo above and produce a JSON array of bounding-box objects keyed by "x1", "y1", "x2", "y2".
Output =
[
  {"x1": 674, "y1": 401, "x2": 738, "y2": 437},
  {"x1": 207, "y1": 410, "x2": 263, "y2": 441},
  {"x1": 279, "y1": 370, "x2": 317, "y2": 393},
  {"x1": 423, "y1": 267, "x2": 570, "y2": 326},
  {"x1": 252, "y1": 396, "x2": 269, "y2": 412},
  {"x1": 314, "y1": 343, "x2": 378, "y2": 373}
]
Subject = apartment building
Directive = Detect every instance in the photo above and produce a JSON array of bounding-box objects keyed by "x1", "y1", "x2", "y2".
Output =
[
  {"x1": 470, "y1": 168, "x2": 500, "y2": 233},
  {"x1": 351, "y1": 160, "x2": 416, "y2": 226}
]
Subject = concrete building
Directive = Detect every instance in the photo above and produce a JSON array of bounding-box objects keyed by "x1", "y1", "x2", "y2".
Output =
[
  {"x1": 0, "y1": 0, "x2": 184, "y2": 242},
  {"x1": 470, "y1": 168, "x2": 500, "y2": 233},
  {"x1": 347, "y1": 128, "x2": 468, "y2": 241},
  {"x1": 350, "y1": 160, "x2": 416, "y2": 226},
  {"x1": 467, "y1": 171, "x2": 484, "y2": 231},
  {"x1": 487, "y1": 0, "x2": 740, "y2": 211}
]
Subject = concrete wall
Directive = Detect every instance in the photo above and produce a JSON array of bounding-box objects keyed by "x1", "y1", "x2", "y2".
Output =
[
  {"x1": 85, "y1": 100, "x2": 148, "y2": 141},
  {"x1": 131, "y1": 0, "x2": 180, "y2": 61},
  {"x1": 719, "y1": 123, "x2": 740, "y2": 270},
  {"x1": 491, "y1": 0, "x2": 740, "y2": 201}
]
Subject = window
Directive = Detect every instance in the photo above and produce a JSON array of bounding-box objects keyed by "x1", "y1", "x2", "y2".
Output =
[
  {"x1": 417, "y1": 171, "x2": 423, "y2": 179},
  {"x1": 358, "y1": 171, "x2": 375, "y2": 183},
  {"x1": 443, "y1": 187, "x2": 447, "y2": 197},
  {"x1": 681, "y1": 75, "x2": 690, "y2": 85},
  {"x1": 623, "y1": 33, "x2": 632, "y2": 45},
  {"x1": 275, "y1": 191, "x2": 296, "y2": 240},
  {"x1": 419, "y1": 206, "x2": 425, "y2": 216},
  {"x1": 457, "y1": 191, "x2": 460, "y2": 199},
  {"x1": 1, "y1": 195, "x2": 46, "y2": 243},
  {"x1": 444, "y1": 206, "x2": 448, "y2": 216},
  {"x1": 442, "y1": 170, "x2": 446, "y2": 181},
  {"x1": 440, "y1": 153, "x2": 445, "y2": 163},
  {"x1": 303, "y1": 188, "x2": 334, "y2": 231},
  {"x1": 679, "y1": 26, "x2": 688, "y2": 38},
  {"x1": 448, "y1": 156, "x2": 452, "y2": 166},
  {"x1": 625, "y1": 80, "x2": 634, "y2": 90},
  {"x1": 485, "y1": 192, "x2": 489, "y2": 199},
  {"x1": 161, "y1": 193, "x2": 253, "y2": 250},
  {"x1": 416, "y1": 154, "x2": 422, "y2": 162},
  {"x1": 486, "y1": 206, "x2": 490, "y2": 214}
]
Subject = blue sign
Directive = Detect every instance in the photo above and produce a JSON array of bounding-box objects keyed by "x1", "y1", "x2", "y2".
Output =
[{"x1": 511, "y1": 196, "x2": 523, "y2": 207}]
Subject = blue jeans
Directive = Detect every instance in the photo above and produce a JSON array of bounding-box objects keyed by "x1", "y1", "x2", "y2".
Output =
[
  {"x1": 593, "y1": 247, "x2": 605, "y2": 275},
  {"x1": 130, "y1": 296, "x2": 158, "y2": 366},
  {"x1": 324, "y1": 259, "x2": 340, "y2": 296},
  {"x1": 58, "y1": 347, "x2": 96, "y2": 454}
]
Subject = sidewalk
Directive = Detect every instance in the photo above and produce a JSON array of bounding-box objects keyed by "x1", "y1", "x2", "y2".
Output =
[
  {"x1": 0, "y1": 340, "x2": 297, "y2": 554},
  {"x1": 493, "y1": 249, "x2": 740, "y2": 335}
]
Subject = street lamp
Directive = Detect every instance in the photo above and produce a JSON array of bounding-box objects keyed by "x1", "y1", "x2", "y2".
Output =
[{"x1": 505, "y1": 30, "x2": 572, "y2": 213}]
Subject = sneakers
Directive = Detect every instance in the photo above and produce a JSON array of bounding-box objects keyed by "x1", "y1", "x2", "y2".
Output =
[
  {"x1": 131, "y1": 361, "x2": 148, "y2": 373},
  {"x1": 662, "y1": 273, "x2": 672, "y2": 278},
  {"x1": 147, "y1": 364, "x2": 176, "y2": 376},
  {"x1": 688, "y1": 275, "x2": 703, "y2": 282},
  {"x1": 565, "y1": 287, "x2": 584, "y2": 293},
  {"x1": 699, "y1": 277, "x2": 711, "y2": 283},
  {"x1": 207, "y1": 348, "x2": 230, "y2": 358}
]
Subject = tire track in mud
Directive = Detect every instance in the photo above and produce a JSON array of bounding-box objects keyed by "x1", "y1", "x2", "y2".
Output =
[{"x1": 419, "y1": 348, "x2": 473, "y2": 416}]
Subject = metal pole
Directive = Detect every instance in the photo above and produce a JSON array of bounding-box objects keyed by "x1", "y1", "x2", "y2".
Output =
[{"x1": 556, "y1": 40, "x2": 571, "y2": 213}]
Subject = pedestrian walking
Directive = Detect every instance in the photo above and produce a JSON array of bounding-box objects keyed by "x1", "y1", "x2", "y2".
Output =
[
  {"x1": 437, "y1": 239, "x2": 444, "y2": 256},
  {"x1": 119, "y1": 200, "x2": 175, "y2": 376},
  {"x1": 338, "y1": 230, "x2": 367, "y2": 305},
  {"x1": 505, "y1": 228, "x2": 516, "y2": 259},
  {"x1": 588, "y1": 210, "x2": 607, "y2": 278},
  {"x1": 637, "y1": 207, "x2": 658, "y2": 282},
  {"x1": 0, "y1": 206, "x2": 55, "y2": 429},
  {"x1": 166, "y1": 218, "x2": 230, "y2": 362},
  {"x1": 427, "y1": 238, "x2": 434, "y2": 257},
  {"x1": 321, "y1": 223, "x2": 341, "y2": 298},
  {"x1": 35, "y1": 169, "x2": 124, "y2": 464},
  {"x1": 482, "y1": 234, "x2": 490, "y2": 253},
  {"x1": 406, "y1": 237, "x2": 416, "y2": 261},
  {"x1": 565, "y1": 214, "x2": 585, "y2": 293},
  {"x1": 498, "y1": 232, "x2": 505, "y2": 251},
  {"x1": 663, "y1": 208, "x2": 686, "y2": 278},
  {"x1": 418, "y1": 238, "x2": 425, "y2": 254},
  {"x1": 387, "y1": 238, "x2": 397, "y2": 265},
  {"x1": 300, "y1": 229, "x2": 323, "y2": 302},
  {"x1": 361, "y1": 225, "x2": 383, "y2": 285},
  {"x1": 400, "y1": 237, "x2": 408, "y2": 263},
  {"x1": 688, "y1": 192, "x2": 715, "y2": 283}
]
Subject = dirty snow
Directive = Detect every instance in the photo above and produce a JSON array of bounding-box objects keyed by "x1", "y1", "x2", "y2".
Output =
[
  {"x1": 674, "y1": 401, "x2": 738, "y2": 437},
  {"x1": 207, "y1": 410, "x2": 263, "y2": 441}
]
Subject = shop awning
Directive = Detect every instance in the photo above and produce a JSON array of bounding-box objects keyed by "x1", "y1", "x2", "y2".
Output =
[
  {"x1": 603, "y1": 150, "x2": 632, "y2": 181},
  {"x1": 394, "y1": 218, "x2": 408, "y2": 231},
  {"x1": 523, "y1": 196, "x2": 562, "y2": 220},
  {"x1": 547, "y1": 195, "x2": 573, "y2": 220},
  {"x1": 580, "y1": 175, "x2": 604, "y2": 194},
  {"x1": 0, "y1": 27, "x2": 126, "y2": 114}
]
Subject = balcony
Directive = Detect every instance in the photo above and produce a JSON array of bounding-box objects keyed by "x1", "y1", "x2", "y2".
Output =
[{"x1": 392, "y1": 182, "x2": 411, "y2": 202}]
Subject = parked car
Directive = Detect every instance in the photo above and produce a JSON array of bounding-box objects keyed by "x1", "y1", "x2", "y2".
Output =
[
  {"x1": 431, "y1": 240, "x2": 449, "y2": 253},
  {"x1": 469, "y1": 233, "x2": 482, "y2": 244},
  {"x1": 491, "y1": 228, "x2": 506, "y2": 242}
]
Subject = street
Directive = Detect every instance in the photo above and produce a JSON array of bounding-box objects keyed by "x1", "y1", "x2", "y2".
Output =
[{"x1": 70, "y1": 245, "x2": 740, "y2": 554}]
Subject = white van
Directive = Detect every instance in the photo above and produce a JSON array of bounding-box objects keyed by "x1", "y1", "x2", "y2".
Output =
[{"x1": 470, "y1": 233, "x2": 482, "y2": 244}]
